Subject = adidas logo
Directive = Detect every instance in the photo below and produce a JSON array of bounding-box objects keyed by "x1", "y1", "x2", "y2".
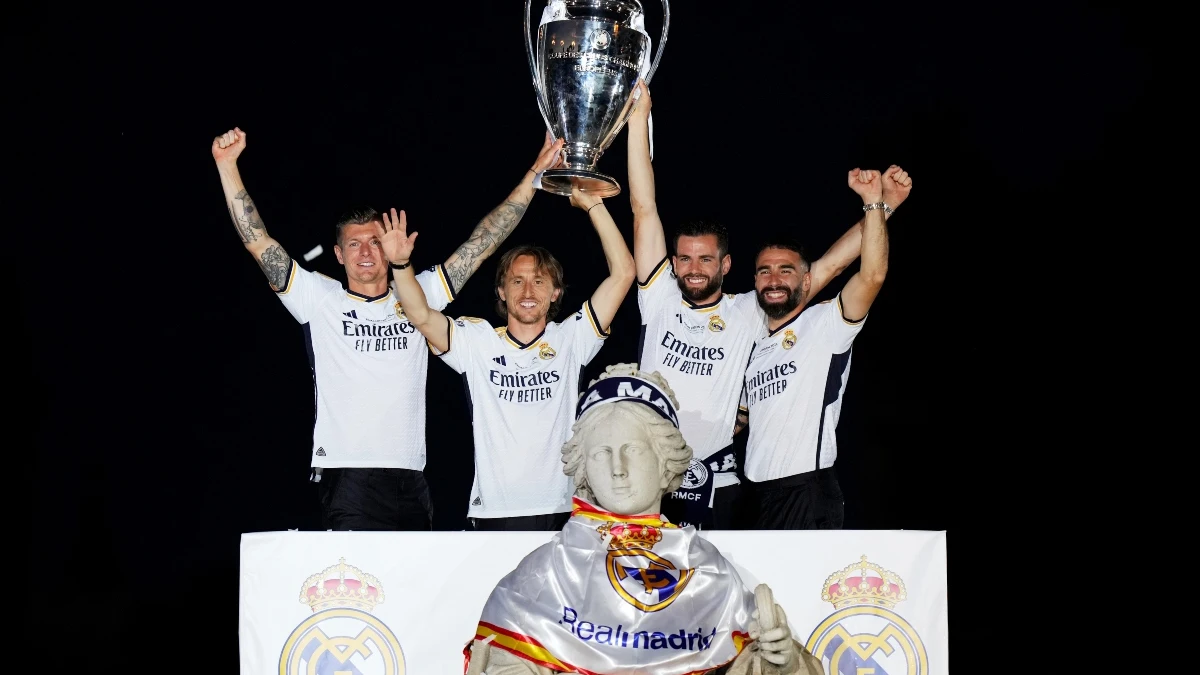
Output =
[
  {"x1": 492, "y1": 356, "x2": 506, "y2": 366},
  {"x1": 342, "y1": 310, "x2": 358, "y2": 319},
  {"x1": 315, "y1": 447, "x2": 326, "y2": 457},
  {"x1": 471, "y1": 496, "x2": 482, "y2": 506}
]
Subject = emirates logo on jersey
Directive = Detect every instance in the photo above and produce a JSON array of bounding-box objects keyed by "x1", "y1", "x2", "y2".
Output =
[
  {"x1": 539, "y1": 342, "x2": 557, "y2": 360},
  {"x1": 782, "y1": 329, "x2": 797, "y2": 350},
  {"x1": 707, "y1": 315, "x2": 726, "y2": 333}
]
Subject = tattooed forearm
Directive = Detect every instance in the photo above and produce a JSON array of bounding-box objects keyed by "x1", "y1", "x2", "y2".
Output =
[
  {"x1": 258, "y1": 245, "x2": 292, "y2": 289},
  {"x1": 445, "y1": 198, "x2": 530, "y2": 291},
  {"x1": 230, "y1": 189, "x2": 266, "y2": 244}
]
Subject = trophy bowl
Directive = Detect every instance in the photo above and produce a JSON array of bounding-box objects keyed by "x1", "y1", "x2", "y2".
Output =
[{"x1": 525, "y1": 0, "x2": 670, "y2": 197}]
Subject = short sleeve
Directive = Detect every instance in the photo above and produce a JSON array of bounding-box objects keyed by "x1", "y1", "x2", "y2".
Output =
[
  {"x1": 636, "y1": 256, "x2": 677, "y2": 318},
  {"x1": 274, "y1": 260, "x2": 341, "y2": 324},
  {"x1": 415, "y1": 263, "x2": 456, "y2": 312},
  {"x1": 817, "y1": 293, "x2": 868, "y2": 352},
  {"x1": 561, "y1": 301, "x2": 610, "y2": 366},
  {"x1": 436, "y1": 316, "x2": 495, "y2": 373}
]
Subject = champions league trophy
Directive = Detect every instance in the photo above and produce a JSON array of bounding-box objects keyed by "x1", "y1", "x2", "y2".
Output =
[
  {"x1": 524, "y1": 0, "x2": 670, "y2": 197},
  {"x1": 463, "y1": 364, "x2": 825, "y2": 674}
]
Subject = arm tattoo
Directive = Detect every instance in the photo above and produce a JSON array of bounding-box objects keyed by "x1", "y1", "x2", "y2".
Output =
[
  {"x1": 258, "y1": 245, "x2": 292, "y2": 289},
  {"x1": 230, "y1": 189, "x2": 266, "y2": 244},
  {"x1": 445, "y1": 197, "x2": 530, "y2": 292}
]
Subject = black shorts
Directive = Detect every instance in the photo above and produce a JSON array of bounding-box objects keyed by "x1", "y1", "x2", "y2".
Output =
[
  {"x1": 747, "y1": 467, "x2": 844, "y2": 530},
  {"x1": 471, "y1": 512, "x2": 571, "y2": 531},
  {"x1": 317, "y1": 468, "x2": 433, "y2": 531}
]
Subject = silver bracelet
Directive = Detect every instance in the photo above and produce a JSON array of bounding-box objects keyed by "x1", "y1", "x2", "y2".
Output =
[{"x1": 862, "y1": 202, "x2": 894, "y2": 217}]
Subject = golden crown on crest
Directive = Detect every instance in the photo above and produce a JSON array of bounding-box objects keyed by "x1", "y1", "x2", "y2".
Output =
[
  {"x1": 597, "y1": 522, "x2": 663, "y2": 550},
  {"x1": 298, "y1": 557, "x2": 385, "y2": 613},
  {"x1": 821, "y1": 555, "x2": 908, "y2": 609}
]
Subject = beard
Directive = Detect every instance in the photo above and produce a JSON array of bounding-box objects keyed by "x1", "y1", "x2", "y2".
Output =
[
  {"x1": 675, "y1": 270, "x2": 724, "y2": 303},
  {"x1": 756, "y1": 284, "x2": 804, "y2": 319}
]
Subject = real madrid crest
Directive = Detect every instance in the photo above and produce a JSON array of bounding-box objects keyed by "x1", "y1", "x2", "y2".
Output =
[
  {"x1": 806, "y1": 555, "x2": 928, "y2": 675},
  {"x1": 279, "y1": 557, "x2": 407, "y2": 674},
  {"x1": 394, "y1": 302, "x2": 406, "y2": 320},
  {"x1": 782, "y1": 329, "x2": 796, "y2": 349},
  {"x1": 538, "y1": 342, "x2": 557, "y2": 360},
  {"x1": 707, "y1": 314, "x2": 726, "y2": 333},
  {"x1": 596, "y1": 523, "x2": 694, "y2": 612}
]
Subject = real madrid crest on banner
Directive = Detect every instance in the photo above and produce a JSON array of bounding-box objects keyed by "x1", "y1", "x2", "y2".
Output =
[
  {"x1": 597, "y1": 521, "x2": 695, "y2": 612},
  {"x1": 806, "y1": 555, "x2": 928, "y2": 675},
  {"x1": 278, "y1": 557, "x2": 406, "y2": 674}
]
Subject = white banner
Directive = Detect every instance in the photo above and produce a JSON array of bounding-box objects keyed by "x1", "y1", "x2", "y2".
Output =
[{"x1": 240, "y1": 529, "x2": 948, "y2": 674}]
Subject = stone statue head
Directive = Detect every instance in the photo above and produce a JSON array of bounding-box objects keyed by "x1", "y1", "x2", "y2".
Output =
[{"x1": 562, "y1": 364, "x2": 693, "y2": 515}]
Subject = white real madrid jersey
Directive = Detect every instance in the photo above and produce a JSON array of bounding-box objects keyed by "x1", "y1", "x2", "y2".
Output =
[
  {"x1": 637, "y1": 258, "x2": 764, "y2": 483},
  {"x1": 742, "y1": 294, "x2": 865, "y2": 482},
  {"x1": 437, "y1": 302, "x2": 609, "y2": 518},
  {"x1": 274, "y1": 261, "x2": 454, "y2": 470}
]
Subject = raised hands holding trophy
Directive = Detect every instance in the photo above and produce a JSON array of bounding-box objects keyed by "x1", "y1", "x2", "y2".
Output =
[{"x1": 525, "y1": 0, "x2": 670, "y2": 197}]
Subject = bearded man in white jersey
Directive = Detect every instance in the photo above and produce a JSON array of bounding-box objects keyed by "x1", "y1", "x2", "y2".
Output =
[
  {"x1": 625, "y1": 82, "x2": 912, "y2": 530},
  {"x1": 741, "y1": 166, "x2": 908, "y2": 530},
  {"x1": 211, "y1": 127, "x2": 565, "y2": 531},
  {"x1": 382, "y1": 185, "x2": 636, "y2": 531}
]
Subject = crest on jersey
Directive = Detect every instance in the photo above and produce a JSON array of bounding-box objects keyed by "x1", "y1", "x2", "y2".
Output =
[
  {"x1": 707, "y1": 315, "x2": 726, "y2": 333},
  {"x1": 782, "y1": 329, "x2": 796, "y2": 349},
  {"x1": 539, "y1": 342, "x2": 557, "y2": 360},
  {"x1": 806, "y1": 555, "x2": 928, "y2": 675},
  {"x1": 679, "y1": 458, "x2": 710, "y2": 489},
  {"x1": 394, "y1": 302, "x2": 406, "y2": 320},
  {"x1": 598, "y1": 523, "x2": 694, "y2": 612},
  {"x1": 279, "y1": 557, "x2": 406, "y2": 674}
]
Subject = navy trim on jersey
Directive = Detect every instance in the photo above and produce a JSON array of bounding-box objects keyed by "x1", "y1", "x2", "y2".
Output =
[
  {"x1": 346, "y1": 287, "x2": 391, "y2": 303},
  {"x1": 436, "y1": 315, "x2": 454, "y2": 356},
  {"x1": 439, "y1": 263, "x2": 458, "y2": 300},
  {"x1": 303, "y1": 322, "x2": 318, "y2": 434},
  {"x1": 814, "y1": 348, "x2": 853, "y2": 470},
  {"x1": 766, "y1": 310, "x2": 802, "y2": 338},
  {"x1": 836, "y1": 294, "x2": 866, "y2": 325},
  {"x1": 637, "y1": 323, "x2": 647, "y2": 364},
  {"x1": 682, "y1": 293, "x2": 721, "y2": 310},
  {"x1": 503, "y1": 327, "x2": 546, "y2": 350},
  {"x1": 585, "y1": 301, "x2": 610, "y2": 337},
  {"x1": 637, "y1": 256, "x2": 671, "y2": 288},
  {"x1": 274, "y1": 259, "x2": 298, "y2": 295}
]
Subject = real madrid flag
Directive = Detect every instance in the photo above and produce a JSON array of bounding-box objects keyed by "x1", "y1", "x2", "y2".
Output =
[{"x1": 467, "y1": 498, "x2": 755, "y2": 674}]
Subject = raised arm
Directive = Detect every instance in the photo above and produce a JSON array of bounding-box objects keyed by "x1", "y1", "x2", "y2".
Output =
[
  {"x1": 212, "y1": 128, "x2": 293, "y2": 290},
  {"x1": 626, "y1": 81, "x2": 668, "y2": 282},
  {"x1": 380, "y1": 208, "x2": 450, "y2": 352},
  {"x1": 441, "y1": 133, "x2": 565, "y2": 294},
  {"x1": 569, "y1": 188, "x2": 636, "y2": 332},
  {"x1": 808, "y1": 165, "x2": 913, "y2": 299},
  {"x1": 839, "y1": 169, "x2": 890, "y2": 322}
]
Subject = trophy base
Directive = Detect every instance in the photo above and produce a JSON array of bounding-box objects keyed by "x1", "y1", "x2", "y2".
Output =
[{"x1": 539, "y1": 169, "x2": 622, "y2": 198}]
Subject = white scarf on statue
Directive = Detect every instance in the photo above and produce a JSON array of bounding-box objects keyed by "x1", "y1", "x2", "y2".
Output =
[{"x1": 468, "y1": 497, "x2": 755, "y2": 674}]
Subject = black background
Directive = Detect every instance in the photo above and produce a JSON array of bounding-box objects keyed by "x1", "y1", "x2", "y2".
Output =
[{"x1": 16, "y1": 2, "x2": 1152, "y2": 669}]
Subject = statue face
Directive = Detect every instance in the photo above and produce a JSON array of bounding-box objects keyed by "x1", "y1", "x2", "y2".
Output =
[{"x1": 583, "y1": 410, "x2": 666, "y2": 515}]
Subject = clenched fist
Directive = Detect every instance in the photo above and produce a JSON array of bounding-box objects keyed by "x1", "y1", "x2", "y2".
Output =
[
  {"x1": 881, "y1": 164, "x2": 913, "y2": 210},
  {"x1": 212, "y1": 127, "x2": 246, "y2": 164},
  {"x1": 847, "y1": 168, "x2": 883, "y2": 203}
]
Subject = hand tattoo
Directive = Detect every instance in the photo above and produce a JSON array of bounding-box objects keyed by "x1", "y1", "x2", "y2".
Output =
[
  {"x1": 231, "y1": 189, "x2": 265, "y2": 244},
  {"x1": 259, "y1": 245, "x2": 292, "y2": 290},
  {"x1": 445, "y1": 197, "x2": 530, "y2": 292}
]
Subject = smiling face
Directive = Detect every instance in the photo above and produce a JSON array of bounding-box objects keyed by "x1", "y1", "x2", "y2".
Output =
[
  {"x1": 672, "y1": 234, "x2": 730, "y2": 304},
  {"x1": 334, "y1": 222, "x2": 388, "y2": 290},
  {"x1": 581, "y1": 408, "x2": 668, "y2": 515},
  {"x1": 754, "y1": 246, "x2": 811, "y2": 320},
  {"x1": 498, "y1": 254, "x2": 562, "y2": 327}
]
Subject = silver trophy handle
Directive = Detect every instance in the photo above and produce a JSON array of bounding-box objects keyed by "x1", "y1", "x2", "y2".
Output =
[
  {"x1": 643, "y1": 0, "x2": 670, "y2": 85},
  {"x1": 524, "y1": 0, "x2": 556, "y2": 136}
]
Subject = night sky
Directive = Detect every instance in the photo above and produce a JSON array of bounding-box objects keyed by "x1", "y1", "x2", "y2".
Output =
[{"x1": 19, "y1": 3, "x2": 1151, "y2": 669}]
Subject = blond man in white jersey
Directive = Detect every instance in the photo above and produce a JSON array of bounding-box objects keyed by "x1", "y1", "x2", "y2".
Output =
[
  {"x1": 625, "y1": 83, "x2": 912, "y2": 529},
  {"x1": 742, "y1": 166, "x2": 910, "y2": 529},
  {"x1": 211, "y1": 127, "x2": 565, "y2": 531},
  {"x1": 382, "y1": 185, "x2": 636, "y2": 531}
]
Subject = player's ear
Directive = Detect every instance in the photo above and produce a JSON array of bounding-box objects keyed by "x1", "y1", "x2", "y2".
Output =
[{"x1": 721, "y1": 254, "x2": 731, "y2": 276}]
